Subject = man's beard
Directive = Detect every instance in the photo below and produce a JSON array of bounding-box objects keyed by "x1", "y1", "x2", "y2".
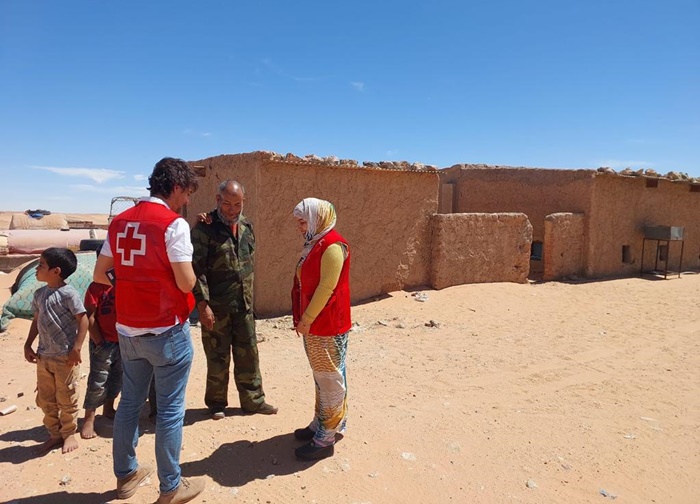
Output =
[{"x1": 217, "y1": 207, "x2": 239, "y2": 226}]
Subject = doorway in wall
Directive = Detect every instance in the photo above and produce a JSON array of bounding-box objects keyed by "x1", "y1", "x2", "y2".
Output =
[{"x1": 529, "y1": 240, "x2": 544, "y2": 280}]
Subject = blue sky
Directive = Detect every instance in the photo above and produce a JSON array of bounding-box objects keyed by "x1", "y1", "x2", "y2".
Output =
[{"x1": 1, "y1": 0, "x2": 698, "y2": 213}]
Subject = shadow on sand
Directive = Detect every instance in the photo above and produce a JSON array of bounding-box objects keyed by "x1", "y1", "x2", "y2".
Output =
[
  {"x1": 181, "y1": 432, "x2": 321, "y2": 487},
  {"x1": 0, "y1": 424, "x2": 46, "y2": 444},
  {"x1": 0, "y1": 425, "x2": 53, "y2": 464},
  {"x1": 7, "y1": 490, "x2": 117, "y2": 503},
  {"x1": 182, "y1": 406, "x2": 268, "y2": 427}
]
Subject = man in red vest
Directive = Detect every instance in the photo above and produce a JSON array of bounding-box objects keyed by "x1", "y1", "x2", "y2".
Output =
[{"x1": 94, "y1": 157, "x2": 204, "y2": 504}]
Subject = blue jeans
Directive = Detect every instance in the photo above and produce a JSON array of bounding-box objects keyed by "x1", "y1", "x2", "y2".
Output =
[{"x1": 113, "y1": 324, "x2": 194, "y2": 494}]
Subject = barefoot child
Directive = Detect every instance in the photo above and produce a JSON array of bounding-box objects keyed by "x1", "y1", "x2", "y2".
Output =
[
  {"x1": 81, "y1": 250, "x2": 121, "y2": 439},
  {"x1": 23, "y1": 248, "x2": 88, "y2": 454}
]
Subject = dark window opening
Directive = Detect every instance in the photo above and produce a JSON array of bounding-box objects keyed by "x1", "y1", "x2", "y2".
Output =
[
  {"x1": 530, "y1": 241, "x2": 543, "y2": 261},
  {"x1": 691, "y1": 185, "x2": 700, "y2": 193},
  {"x1": 646, "y1": 178, "x2": 659, "y2": 188},
  {"x1": 622, "y1": 245, "x2": 632, "y2": 264}
]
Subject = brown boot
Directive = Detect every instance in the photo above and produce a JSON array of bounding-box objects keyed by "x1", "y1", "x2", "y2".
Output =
[
  {"x1": 154, "y1": 477, "x2": 205, "y2": 504},
  {"x1": 116, "y1": 464, "x2": 154, "y2": 499}
]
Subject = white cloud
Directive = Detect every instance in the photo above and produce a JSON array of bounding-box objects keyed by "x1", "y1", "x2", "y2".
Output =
[
  {"x1": 183, "y1": 129, "x2": 212, "y2": 137},
  {"x1": 596, "y1": 159, "x2": 655, "y2": 169},
  {"x1": 33, "y1": 166, "x2": 125, "y2": 184},
  {"x1": 386, "y1": 149, "x2": 399, "y2": 157},
  {"x1": 350, "y1": 81, "x2": 365, "y2": 92},
  {"x1": 133, "y1": 174, "x2": 147, "y2": 181}
]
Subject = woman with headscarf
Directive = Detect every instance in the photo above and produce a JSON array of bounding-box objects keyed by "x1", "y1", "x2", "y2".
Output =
[{"x1": 291, "y1": 198, "x2": 351, "y2": 461}]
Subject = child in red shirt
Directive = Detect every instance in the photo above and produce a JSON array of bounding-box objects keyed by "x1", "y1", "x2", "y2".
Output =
[{"x1": 80, "y1": 266, "x2": 121, "y2": 439}]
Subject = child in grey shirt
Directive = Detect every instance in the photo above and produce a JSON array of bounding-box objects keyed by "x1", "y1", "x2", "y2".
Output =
[{"x1": 24, "y1": 247, "x2": 88, "y2": 454}]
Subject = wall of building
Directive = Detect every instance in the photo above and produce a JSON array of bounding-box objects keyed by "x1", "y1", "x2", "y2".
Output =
[
  {"x1": 587, "y1": 175, "x2": 700, "y2": 277},
  {"x1": 446, "y1": 166, "x2": 594, "y2": 240},
  {"x1": 187, "y1": 153, "x2": 439, "y2": 316},
  {"x1": 438, "y1": 183, "x2": 454, "y2": 214},
  {"x1": 439, "y1": 166, "x2": 700, "y2": 280},
  {"x1": 185, "y1": 155, "x2": 698, "y2": 314},
  {"x1": 441, "y1": 166, "x2": 595, "y2": 276},
  {"x1": 430, "y1": 213, "x2": 532, "y2": 289},
  {"x1": 543, "y1": 212, "x2": 585, "y2": 280}
]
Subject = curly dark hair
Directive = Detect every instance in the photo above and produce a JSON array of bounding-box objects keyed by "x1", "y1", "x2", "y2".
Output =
[
  {"x1": 148, "y1": 157, "x2": 199, "y2": 198},
  {"x1": 41, "y1": 247, "x2": 78, "y2": 279}
]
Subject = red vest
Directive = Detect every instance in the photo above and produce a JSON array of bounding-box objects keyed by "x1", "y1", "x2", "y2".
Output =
[
  {"x1": 109, "y1": 201, "x2": 194, "y2": 328},
  {"x1": 292, "y1": 230, "x2": 351, "y2": 336}
]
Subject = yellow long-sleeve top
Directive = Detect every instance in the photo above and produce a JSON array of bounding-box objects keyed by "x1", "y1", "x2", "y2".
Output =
[{"x1": 296, "y1": 242, "x2": 348, "y2": 326}]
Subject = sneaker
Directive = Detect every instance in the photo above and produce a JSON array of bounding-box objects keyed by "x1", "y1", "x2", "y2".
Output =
[
  {"x1": 116, "y1": 464, "x2": 154, "y2": 499},
  {"x1": 154, "y1": 477, "x2": 205, "y2": 504},
  {"x1": 295, "y1": 441, "x2": 334, "y2": 461},
  {"x1": 244, "y1": 403, "x2": 278, "y2": 415},
  {"x1": 212, "y1": 411, "x2": 225, "y2": 420},
  {"x1": 293, "y1": 427, "x2": 315, "y2": 441}
]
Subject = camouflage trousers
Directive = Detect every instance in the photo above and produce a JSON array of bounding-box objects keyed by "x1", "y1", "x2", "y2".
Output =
[{"x1": 201, "y1": 310, "x2": 266, "y2": 412}]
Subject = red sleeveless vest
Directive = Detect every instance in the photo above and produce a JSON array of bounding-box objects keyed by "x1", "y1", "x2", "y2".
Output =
[
  {"x1": 109, "y1": 201, "x2": 194, "y2": 328},
  {"x1": 292, "y1": 229, "x2": 351, "y2": 336}
]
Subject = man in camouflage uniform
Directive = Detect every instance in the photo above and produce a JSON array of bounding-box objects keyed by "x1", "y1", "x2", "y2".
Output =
[{"x1": 191, "y1": 180, "x2": 277, "y2": 419}]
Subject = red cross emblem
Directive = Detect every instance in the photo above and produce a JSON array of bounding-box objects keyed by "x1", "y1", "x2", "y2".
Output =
[{"x1": 115, "y1": 223, "x2": 147, "y2": 266}]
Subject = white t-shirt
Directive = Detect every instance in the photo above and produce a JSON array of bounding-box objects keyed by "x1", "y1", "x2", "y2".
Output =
[{"x1": 101, "y1": 196, "x2": 193, "y2": 336}]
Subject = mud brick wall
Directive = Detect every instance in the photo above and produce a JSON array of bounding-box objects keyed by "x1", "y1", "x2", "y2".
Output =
[
  {"x1": 188, "y1": 153, "x2": 439, "y2": 315},
  {"x1": 543, "y1": 213, "x2": 585, "y2": 280},
  {"x1": 430, "y1": 213, "x2": 532, "y2": 289}
]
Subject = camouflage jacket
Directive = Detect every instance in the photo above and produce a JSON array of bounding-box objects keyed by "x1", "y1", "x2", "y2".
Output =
[{"x1": 191, "y1": 210, "x2": 255, "y2": 315}]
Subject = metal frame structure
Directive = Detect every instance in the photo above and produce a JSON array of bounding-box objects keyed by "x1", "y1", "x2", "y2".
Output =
[{"x1": 640, "y1": 235, "x2": 684, "y2": 279}]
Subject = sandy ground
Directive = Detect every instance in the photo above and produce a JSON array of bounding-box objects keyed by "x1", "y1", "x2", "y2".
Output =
[{"x1": 0, "y1": 269, "x2": 698, "y2": 503}]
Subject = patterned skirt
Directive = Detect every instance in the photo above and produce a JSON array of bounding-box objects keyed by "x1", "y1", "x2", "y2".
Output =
[{"x1": 302, "y1": 332, "x2": 349, "y2": 446}]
